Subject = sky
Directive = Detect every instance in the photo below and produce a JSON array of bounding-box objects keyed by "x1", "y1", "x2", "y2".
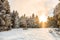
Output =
[{"x1": 8, "y1": 0, "x2": 59, "y2": 17}]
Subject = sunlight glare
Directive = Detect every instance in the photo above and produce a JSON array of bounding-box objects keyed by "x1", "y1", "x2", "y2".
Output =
[{"x1": 39, "y1": 15, "x2": 47, "y2": 22}]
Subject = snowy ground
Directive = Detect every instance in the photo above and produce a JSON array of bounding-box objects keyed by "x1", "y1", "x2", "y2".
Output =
[{"x1": 0, "y1": 28, "x2": 60, "y2": 40}]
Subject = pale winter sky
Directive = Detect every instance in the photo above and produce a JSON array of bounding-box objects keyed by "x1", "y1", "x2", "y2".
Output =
[{"x1": 8, "y1": 0, "x2": 59, "y2": 17}]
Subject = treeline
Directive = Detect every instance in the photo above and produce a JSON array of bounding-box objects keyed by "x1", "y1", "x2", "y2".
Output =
[
  {"x1": 0, "y1": 0, "x2": 40, "y2": 31},
  {"x1": 0, "y1": 0, "x2": 60, "y2": 32},
  {"x1": 10, "y1": 12, "x2": 59, "y2": 28}
]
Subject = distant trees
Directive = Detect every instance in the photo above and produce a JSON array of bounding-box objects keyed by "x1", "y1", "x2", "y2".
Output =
[
  {"x1": 47, "y1": 16, "x2": 57, "y2": 28},
  {"x1": 19, "y1": 14, "x2": 40, "y2": 28},
  {"x1": 19, "y1": 14, "x2": 27, "y2": 28},
  {"x1": 12, "y1": 11, "x2": 20, "y2": 28}
]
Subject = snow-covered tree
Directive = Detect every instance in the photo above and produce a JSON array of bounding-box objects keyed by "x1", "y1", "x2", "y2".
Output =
[
  {"x1": 54, "y1": 0, "x2": 60, "y2": 28},
  {"x1": 47, "y1": 16, "x2": 57, "y2": 28},
  {"x1": 12, "y1": 11, "x2": 20, "y2": 28},
  {"x1": 19, "y1": 14, "x2": 27, "y2": 28}
]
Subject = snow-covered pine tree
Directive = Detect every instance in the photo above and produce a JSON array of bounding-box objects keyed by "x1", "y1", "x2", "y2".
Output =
[
  {"x1": 2, "y1": 0, "x2": 10, "y2": 14},
  {"x1": 54, "y1": 0, "x2": 60, "y2": 28},
  {"x1": 12, "y1": 11, "x2": 20, "y2": 28}
]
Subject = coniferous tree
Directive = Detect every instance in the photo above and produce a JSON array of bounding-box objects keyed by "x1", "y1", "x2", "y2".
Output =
[
  {"x1": 47, "y1": 16, "x2": 57, "y2": 28},
  {"x1": 12, "y1": 11, "x2": 20, "y2": 28},
  {"x1": 54, "y1": 0, "x2": 60, "y2": 28}
]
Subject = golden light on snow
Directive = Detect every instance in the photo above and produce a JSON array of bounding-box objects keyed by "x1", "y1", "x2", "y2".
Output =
[{"x1": 39, "y1": 14, "x2": 47, "y2": 22}]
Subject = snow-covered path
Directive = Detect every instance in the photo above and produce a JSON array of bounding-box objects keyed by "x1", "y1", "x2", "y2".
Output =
[{"x1": 0, "y1": 28, "x2": 60, "y2": 40}]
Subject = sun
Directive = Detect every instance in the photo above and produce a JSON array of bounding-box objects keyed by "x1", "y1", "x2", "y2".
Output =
[{"x1": 39, "y1": 15, "x2": 47, "y2": 22}]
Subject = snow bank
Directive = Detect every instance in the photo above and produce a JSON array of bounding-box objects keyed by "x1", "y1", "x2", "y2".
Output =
[{"x1": 0, "y1": 28, "x2": 60, "y2": 40}]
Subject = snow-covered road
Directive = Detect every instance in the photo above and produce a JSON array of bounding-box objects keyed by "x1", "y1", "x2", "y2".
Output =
[{"x1": 0, "y1": 28, "x2": 60, "y2": 40}]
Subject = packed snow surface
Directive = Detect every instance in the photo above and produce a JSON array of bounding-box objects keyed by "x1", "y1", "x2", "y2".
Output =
[{"x1": 0, "y1": 28, "x2": 60, "y2": 40}]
